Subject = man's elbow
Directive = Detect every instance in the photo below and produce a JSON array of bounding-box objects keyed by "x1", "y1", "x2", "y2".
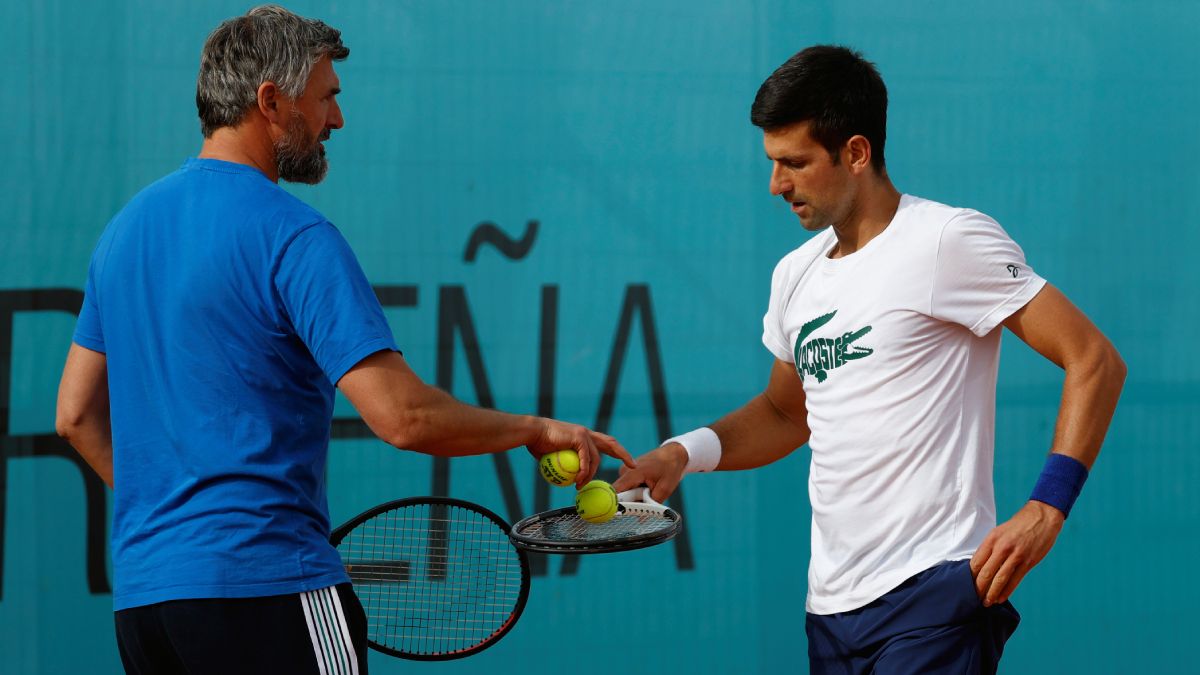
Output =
[
  {"x1": 1102, "y1": 341, "x2": 1127, "y2": 387},
  {"x1": 1085, "y1": 339, "x2": 1127, "y2": 390},
  {"x1": 55, "y1": 408, "x2": 83, "y2": 443},
  {"x1": 1111, "y1": 348, "x2": 1128, "y2": 386},
  {"x1": 370, "y1": 408, "x2": 431, "y2": 452}
]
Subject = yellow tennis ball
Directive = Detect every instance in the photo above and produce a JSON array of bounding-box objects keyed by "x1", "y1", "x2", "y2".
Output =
[
  {"x1": 575, "y1": 480, "x2": 618, "y2": 524},
  {"x1": 538, "y1": 449, "x2": 580, "y2": 487}
]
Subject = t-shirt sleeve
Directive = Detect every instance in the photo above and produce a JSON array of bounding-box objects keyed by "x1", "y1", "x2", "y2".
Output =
[
  {"x1": 275, "y1": 222, "x2": 400, "y2": 384},
  {"x1": 762, "y1": 255, "x2": 796, "y2": 362},
  {"x1": 930, "y1": 211, "x2": 1047, "y2": 336},
  {"x1": 72, "y1": 261, "x2": 106, "y2": 353}
]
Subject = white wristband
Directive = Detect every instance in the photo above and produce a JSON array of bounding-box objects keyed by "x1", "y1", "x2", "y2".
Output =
[{"x1": 662, "y1": 427, "x2": 722, "y2": 473}]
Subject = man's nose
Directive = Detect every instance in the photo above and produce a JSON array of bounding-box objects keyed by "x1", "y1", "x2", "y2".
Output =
[
  {"x1": 328, "y1": 98, "x2": 344, "y2": 130},
  {"x1": 769, "y1": 163, "x2": 791, "y2": 196}
]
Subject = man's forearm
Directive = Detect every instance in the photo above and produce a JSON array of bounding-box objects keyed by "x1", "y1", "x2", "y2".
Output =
[
  {"x1": 1047, "y1": 340, "x2": 1126, "y2": 468},
  {"x1": 387, "y1": 384, "x2": 542, "y2": 456},
  {"x1": 708, "y1": 392, "x2": 810, "y2": 471},
  {"x1": 339, "y1": 351, "x2": 544, "y2": 456}
]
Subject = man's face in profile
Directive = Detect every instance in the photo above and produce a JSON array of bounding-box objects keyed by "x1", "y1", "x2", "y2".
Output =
[{"x1": 276, "y1": 56, "x2": 343, "y2": 184}]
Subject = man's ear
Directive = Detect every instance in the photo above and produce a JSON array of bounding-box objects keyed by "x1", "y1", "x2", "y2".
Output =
[
  {"x1": 845, "y1": 135, "x2": 873, "y2": 175},
  {"x1": 256, "y1": 81, "x2": 283, "y2": 126}
]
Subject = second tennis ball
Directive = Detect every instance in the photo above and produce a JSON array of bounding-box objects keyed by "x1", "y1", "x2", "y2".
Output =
[
  {"x1": 575, "y1": 480, "x2": 618, "y2": 524},
  {"x1": 538, "y1": 449, "x2": 580, "y2": 487}
]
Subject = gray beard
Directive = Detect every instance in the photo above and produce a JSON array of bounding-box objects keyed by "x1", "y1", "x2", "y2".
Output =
[{"x1": 275, "y1": 112, "x2": 328, "y2": 184}]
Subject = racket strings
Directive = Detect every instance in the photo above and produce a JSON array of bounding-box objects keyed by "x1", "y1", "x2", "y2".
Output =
[
  {"x1": 336, "y1": 503, "x2": 524, "y2": 656},
  {"x1": 514, "y1": 507, "x2": 677, "y2": 543}
]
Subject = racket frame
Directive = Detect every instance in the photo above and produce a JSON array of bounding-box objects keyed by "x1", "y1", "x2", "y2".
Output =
[
  {"x1": 330, "y1": 496, "x2": 531, "y2": 661},
  {"x1": 508, "y1": 488, "x2": 683, "y2": 554}
]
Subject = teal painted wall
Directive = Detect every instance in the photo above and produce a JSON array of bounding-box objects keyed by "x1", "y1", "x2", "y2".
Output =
[{"x1": 2, "y1": 1, "x2": 1195, "y2": 672}]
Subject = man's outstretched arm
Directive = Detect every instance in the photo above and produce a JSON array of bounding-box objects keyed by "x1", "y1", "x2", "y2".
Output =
[
  {"x1": 971, "y1": 284, "x2": 1126, "y2": 606},
  {"x1": 613, "y1": 358, "x2": 810, "y2": 501},
  {"x1": 337, "y1": 350, "x2": 634, "y2": 488}
]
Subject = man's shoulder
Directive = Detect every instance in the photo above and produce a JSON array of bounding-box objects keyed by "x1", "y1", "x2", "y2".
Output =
[
  {"x1": 778, "y1": 229, "x2": 834, "y2": 266},
  {"x1": 124, "y1": 160, "x2": 328, "y2": 235},
  {"x1": 900, "y1": 194, "x2": 997, "y2": 233},
  {"x1": 769, "y1": 230, "x2": 833, "y2": 288},
  {"x1": 250, "y1": 185, "x2": 328, "y2": 235},
  {"x1": 119, "y1": 165, "x2": 189, "y2": 211}
]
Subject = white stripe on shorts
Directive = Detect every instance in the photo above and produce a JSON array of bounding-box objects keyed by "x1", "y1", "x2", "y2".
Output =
[{"x1": 300, "y1": 586, "x2": 360, "y2": 675}]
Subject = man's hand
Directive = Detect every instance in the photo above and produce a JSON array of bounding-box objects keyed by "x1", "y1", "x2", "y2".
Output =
[
  {"x1": 526, "y1": 420, "x2": 635, "y2": 488},
  {"x1": 611, "y1": 443, "x2": 688, "y2": 502},
  {"x1": 970, "y1": 500, "x2": 1065, "y2": 606}
]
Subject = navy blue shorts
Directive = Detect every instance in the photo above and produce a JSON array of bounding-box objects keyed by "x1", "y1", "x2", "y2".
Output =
[{"x1": 806, "y1": 560, "x2": 1020, "y2": 675}]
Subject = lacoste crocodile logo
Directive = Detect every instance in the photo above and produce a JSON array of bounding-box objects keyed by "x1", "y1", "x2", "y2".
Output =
[{"x1": 793, "y1": 310, "x2": 874, "y2": 383}]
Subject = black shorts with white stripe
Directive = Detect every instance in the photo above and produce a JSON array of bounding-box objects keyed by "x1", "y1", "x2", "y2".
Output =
[{"x1": 115, "y1": 583, "x2": 368, "y2": 675}]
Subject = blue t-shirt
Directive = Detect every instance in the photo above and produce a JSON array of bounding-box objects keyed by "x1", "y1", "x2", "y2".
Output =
[{"x1": 73, "y1": 158, "x2": 399, "y2": 610}]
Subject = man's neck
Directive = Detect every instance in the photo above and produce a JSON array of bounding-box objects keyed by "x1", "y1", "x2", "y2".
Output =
[
  {"x1": 198, "y1": 125, "x2": 279, "y2": 182},
  {"x1": 828, "y1": 178, "x2": 903, "y2": 259}
]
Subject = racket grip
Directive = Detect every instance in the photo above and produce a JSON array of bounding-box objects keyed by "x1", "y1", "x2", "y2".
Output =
[{"x1": 616, "y1": 487, "x2": 660, "y2": 505}]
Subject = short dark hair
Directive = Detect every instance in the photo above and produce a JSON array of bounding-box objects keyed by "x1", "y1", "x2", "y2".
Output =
[
  {"x1": 750, "y1": 45, "x2": 888, "y2": 171},
  {"x1": 196, "y1": 5, "x2": 349, "y2": 138}
]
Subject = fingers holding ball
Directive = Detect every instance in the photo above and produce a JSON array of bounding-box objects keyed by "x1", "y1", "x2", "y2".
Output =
[{"x1": 538, "y1": 449, "x2": 581, "y2": 487}]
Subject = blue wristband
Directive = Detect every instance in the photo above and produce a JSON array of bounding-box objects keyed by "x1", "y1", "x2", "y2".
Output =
[{"x1": 1029, "y1": 453, "x2": 1089, "y2": 519}]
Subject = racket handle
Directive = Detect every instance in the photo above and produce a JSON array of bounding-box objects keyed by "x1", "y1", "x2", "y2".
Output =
[{"x1": 616, "y1": 486, "x2": 661, "y2": 506}]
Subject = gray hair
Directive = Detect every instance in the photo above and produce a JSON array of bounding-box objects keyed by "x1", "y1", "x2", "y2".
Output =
[{"x1": 196, "y1": 5, "x2": 348, "y2": 137}]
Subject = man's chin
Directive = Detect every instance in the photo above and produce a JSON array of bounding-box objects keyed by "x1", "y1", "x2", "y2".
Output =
[
  {"x1": 797, "y1": 216, "x2": 828, "y2": 232},
  {"x1": 282, "y1": 170, "x2": 327, "y2": 185},
  {"x1": 278, "y1": 157, "x2": 329, "y2": 185}
]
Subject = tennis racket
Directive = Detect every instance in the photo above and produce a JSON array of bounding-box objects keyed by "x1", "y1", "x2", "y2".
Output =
[
  {"x1": 330, "y1": 497, "x2": 530, "y2": 660},
  {"x1": 508, "y1": 486, "x2": 682, "y2": 554}
]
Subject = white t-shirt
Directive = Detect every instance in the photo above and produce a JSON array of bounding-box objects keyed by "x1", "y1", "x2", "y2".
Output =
[{"x1": 761, "y1": 194, "x2": 1046, "y2": 615}]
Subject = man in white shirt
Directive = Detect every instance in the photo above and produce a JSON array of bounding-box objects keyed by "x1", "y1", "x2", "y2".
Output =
[{"x1": 613, "y1": 45, "x2": 1125, "y2": 674}]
